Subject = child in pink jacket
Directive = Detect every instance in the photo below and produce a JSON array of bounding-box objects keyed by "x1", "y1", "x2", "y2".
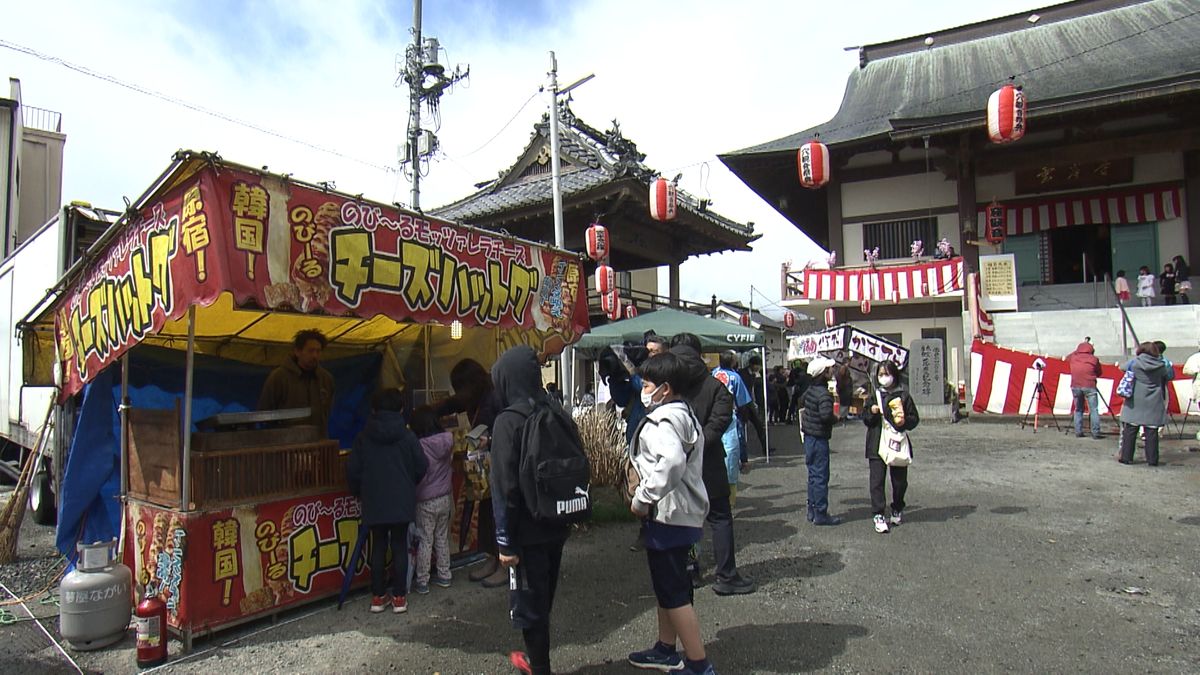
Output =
[{"x1": 410, "y1": 406, "x2": 455, "y2": 594}]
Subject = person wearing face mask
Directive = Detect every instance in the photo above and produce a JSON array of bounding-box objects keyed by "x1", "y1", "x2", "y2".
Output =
[
  {"x1": 626, "y1": 352, "x2": 716, "y2": 675},
  {"x1": 800, "y1": 357, "x2": 840, "y2": 526},
  {"x1": 862, "y1": 360, "x2": 920, "y2": 534}
]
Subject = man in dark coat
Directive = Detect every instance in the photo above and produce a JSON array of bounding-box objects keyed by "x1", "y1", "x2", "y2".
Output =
[
  {"x1": 346, "y1": 388, "x2": 427, "y2": 613},
  {"x1": 670, "y1": 334, "x2": 756, "y2": 596},
  {"x1": 258, "y1": 329, "x2": 335, "y2": 436},
  {"x1": 490, "y1": 346, "x2": 572, "y2": 675},
  {"x1": 801, "y1": 357, "x2": 840, "y2": 525}
]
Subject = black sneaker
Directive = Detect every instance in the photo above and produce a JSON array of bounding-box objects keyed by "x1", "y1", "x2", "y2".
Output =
[
  {"x1": 628, "y1": 646, "x2": 684, "y2": 671},
  {"x1": 712, "y1": 575, "x2": 756, "y2": 596}
]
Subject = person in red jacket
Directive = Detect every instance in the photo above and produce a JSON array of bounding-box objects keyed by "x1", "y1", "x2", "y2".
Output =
[{"x1": 1066, "y1": 339, "x2": 1103, "y2": 439}]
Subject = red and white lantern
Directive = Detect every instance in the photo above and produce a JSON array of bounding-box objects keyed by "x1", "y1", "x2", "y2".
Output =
[
  {"x1": 797, "y1": 140, "x2": 830, "y2": 189},
  {"x1": 650, "y1": 177, "x2": 677, "y2": 221},
  {"x1": 602, "y1": 291, "x2": 621, "y2": 321},
  {"x1": 860, "y1": 298, "x2": 872, "y2": 315},
  {"x1": 624, "y1": 305, "x2": 638, "y2": 319},
  {"x1": 987, "y1": 84, "x2": 1026, "y2": 144},
  {"x1": 595, "y1": 264, "x2": 615, "y2": 295},
  {"x1": 585, "y1": 223, "x2": 609, "y2": 261},
  {"x1": 783, "y1": 311, "x2": 796, "y2": 329},
  {"x1": 824, "y1": 307, "x2": 836, "y2": 328}
]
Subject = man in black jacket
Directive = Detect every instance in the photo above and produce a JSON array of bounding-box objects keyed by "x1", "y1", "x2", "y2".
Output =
[
  {"x1": 801, "y1": 357, "x2": 840, "y2": 526},
  {"x1": 670, "y1": 334, "x2": 757, "y2": 596},
  {"x1": 490, "y1": 346, "x2": 571, "y2": 675}
]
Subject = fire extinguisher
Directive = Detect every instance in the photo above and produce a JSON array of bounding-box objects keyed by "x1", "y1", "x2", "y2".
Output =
[{"x1": 135, "y1": 593, "x2": 168, "y2": 668}]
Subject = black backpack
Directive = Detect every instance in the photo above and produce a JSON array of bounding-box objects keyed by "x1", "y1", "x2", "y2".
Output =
[{"x1": 508, "y1": 397, "x2": 592, "y2": 524}]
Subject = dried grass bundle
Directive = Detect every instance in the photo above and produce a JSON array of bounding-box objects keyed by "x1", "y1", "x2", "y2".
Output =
[{"x1": 575, "y1": 407, "x2": 627, "y2": 489}]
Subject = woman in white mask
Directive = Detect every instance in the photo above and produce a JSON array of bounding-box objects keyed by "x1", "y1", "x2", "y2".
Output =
[{"x1": 862, "y1": 360, "x2": 919, "y2": 534}]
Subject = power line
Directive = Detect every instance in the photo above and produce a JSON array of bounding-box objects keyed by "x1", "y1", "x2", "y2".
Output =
[
  {"x1": 448, "y1": 88, "x2": 541, "y2": 160},
  {"x1": 0, "y1": 38, "x2": 397, "y2": 174}
]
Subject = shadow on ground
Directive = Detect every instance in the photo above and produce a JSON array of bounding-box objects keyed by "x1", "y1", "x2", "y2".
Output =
[
  {"x1": 560, "y1": 620, "x2": 869, "y2": 674},
  {"x1": 737, "y1": 551, "x2": 844, "y2": 583}
]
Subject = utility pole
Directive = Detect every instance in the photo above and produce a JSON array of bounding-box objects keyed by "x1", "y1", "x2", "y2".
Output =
[
  {"x1": 546, "y1": 53, "x2": 593, "y2": 411},
  {"x1": 399, "y1": 0, "x2": 468, "y2": 211}
]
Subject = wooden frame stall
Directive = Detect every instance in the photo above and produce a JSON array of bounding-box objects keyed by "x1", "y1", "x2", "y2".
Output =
[{"x1": 21, "y1": 153, "x2": 590, "y2": 648}]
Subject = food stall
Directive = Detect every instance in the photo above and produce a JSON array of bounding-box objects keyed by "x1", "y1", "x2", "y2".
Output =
[{"x1": 19, "y1": 151, "x2": 589, "y2": 647}]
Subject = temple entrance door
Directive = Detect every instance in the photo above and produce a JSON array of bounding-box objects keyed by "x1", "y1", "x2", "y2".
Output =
[
  {"x1": 1048, "y1": 225, "x2": 1112, "y2": 283},
  {"x1": 1003, "y1": 234, "x2": 1042, "y2": 286},
  {"x1": 1110, "y1": 222, "x2": 1158, "y2": 281}
]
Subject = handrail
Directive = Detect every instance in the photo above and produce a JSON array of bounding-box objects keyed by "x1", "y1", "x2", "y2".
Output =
[{"x1": 1115, "y1": 296, "x2": 1139, "y2": 356}]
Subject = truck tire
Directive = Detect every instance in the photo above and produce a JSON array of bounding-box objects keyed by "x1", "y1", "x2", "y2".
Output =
[{"x1": 30, "y1": 467, "x2": 57, "y2": 526}]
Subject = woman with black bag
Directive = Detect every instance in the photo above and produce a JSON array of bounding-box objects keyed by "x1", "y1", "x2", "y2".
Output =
[{"x1": 862, "y1": 361, "x2": 919, "y2": 534}]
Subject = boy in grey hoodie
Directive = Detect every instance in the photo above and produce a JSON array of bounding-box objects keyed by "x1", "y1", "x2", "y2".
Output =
[{"x1": 627, "y1": 352, "x2": 717, "y2": 675}]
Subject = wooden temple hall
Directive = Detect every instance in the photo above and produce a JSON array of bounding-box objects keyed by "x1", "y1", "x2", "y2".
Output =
[
  {"x1": 434, "y1": 102, "x2": 759, "y2": 317},
  {"x1": 721, "y1": 0, "x2": 1200, "y2": 304}
]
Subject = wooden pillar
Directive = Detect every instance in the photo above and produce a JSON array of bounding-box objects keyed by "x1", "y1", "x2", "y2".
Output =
[
  {"x1": 668, "y1": 262, "x2": 681, "y2": 308},
  {"x1": 825, "y1": 180, "x2": 843, "y2": 255},
  {"x1": 957, "y1": 134, "x2": 980, "y2": 274},
  {"x1": 1185, "y1": 150, "x2": 1200, "y2": 268}
]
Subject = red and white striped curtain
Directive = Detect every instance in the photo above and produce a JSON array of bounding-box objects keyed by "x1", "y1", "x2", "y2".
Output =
[
  {"x1": 801, "y1": 258, "x2": 964, "y2": 302},
  {"x1": 968, "y1": 273, "x2": 995, "y2": 342},
  {"x1": 969, "y1": 340, "x2": 1191, "y2": 416},
  {"x1": 975, "y1": 184, "x2": 1182, "y2": 236}
]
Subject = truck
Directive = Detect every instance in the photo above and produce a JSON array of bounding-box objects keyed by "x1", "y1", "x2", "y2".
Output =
[{"x1": 0, "y1": 202, "x2": 117, "y2": 524}]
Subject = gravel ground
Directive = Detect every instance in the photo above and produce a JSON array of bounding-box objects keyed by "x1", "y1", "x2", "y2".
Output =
[{"x1": 4, "y1": 418, "x2": 1200, "y2": 674}]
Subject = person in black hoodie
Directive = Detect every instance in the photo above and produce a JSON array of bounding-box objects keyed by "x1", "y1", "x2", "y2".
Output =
[
  {"x1": 489, "y1": 346, "x2": 571, "y2": 675},
  {"x1": 669, "y1": 334, "x2": 756, "y2": 597},
  {"x1": 862, "y1": 361, "x2": 919, "y2": 534},
  {"x1": 346, "y1": 388, "x2": 428, "y2": 614}
]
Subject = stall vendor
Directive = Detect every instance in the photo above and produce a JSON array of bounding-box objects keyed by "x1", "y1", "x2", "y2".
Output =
[{"x1": 258, "y1": 329, "x2": 335, "y2": 436}]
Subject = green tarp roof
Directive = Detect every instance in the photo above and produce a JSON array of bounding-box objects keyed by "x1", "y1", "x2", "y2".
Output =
[{"x1": 574, "y1": 307, "x2": 763, "y2": 354}]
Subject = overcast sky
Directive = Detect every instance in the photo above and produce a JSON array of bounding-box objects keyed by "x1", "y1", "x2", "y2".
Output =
[{"x1": 4, "y1": 0, "x2": 1039, "y2": 314}]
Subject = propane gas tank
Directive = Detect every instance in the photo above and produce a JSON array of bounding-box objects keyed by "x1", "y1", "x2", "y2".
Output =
[{"x1": 59, "y1": 540, "x2": 133, "y2": 651}]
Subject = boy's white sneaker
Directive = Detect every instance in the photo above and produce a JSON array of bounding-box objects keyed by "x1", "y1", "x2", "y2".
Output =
[
  {"x1": 873, "y1": 515, "x2": 890, "y2": 533},
  {"x1": 890, "y1": 511, "x2": 903, "y2": 526}
]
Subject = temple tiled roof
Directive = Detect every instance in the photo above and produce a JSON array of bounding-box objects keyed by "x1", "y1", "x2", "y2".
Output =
[
  {"x1": 434, "y1": 105, "x2": 754, "y2": 242},
  {"x1": 723, "y1": 0, "x2": 1200, "y2": 155}
]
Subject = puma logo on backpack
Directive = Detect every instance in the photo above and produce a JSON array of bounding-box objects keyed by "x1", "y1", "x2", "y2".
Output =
[{"x1": 509, "y1": 397, "x2": 592, "y2": 524}]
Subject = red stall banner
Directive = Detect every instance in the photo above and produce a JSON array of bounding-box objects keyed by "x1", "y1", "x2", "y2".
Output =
[
  {"x1": 126, "y1": 491, "x2": 371, "y2": 633},
  {"x1": 51, "y1": 158, "x2": 590, "y2": 399}
]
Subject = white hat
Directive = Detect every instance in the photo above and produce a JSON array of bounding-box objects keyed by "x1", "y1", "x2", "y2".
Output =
[{"x1": 807, "y1": 356, "x2": 836, "y2": 377}]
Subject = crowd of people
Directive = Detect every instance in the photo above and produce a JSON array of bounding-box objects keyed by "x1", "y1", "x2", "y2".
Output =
[
  {"x1": 1130, "y1": 255, "x2": 1192, "y2": 307},
  {"x1": 328, "y1": 321, "x2": 935, "y2": 674}
]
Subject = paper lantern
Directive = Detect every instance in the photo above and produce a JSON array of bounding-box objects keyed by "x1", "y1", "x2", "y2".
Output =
[
  {"x1": 783, "y1": 311, "x2": 795, "y2": 329},
  {"x1": 650, "y1": 178, "x2": 677, "y2": 221},
  {"x1": 987, "y1": 84, "x2": 1026, "y2": 144},
  {"x1": 585, "y1": 223, "x2": 609, "y2": 261},
  {"x1": 797, "y1": 140, "x2": 830, "y2": 189},
  {"x1": 986, "y1": 201, "x2": 1007, "y2": 244},
  {"x1": 600, "y1": 289, "x2": 618, "y2": 312},
  {"x1": 824, "y1": 307, "x2": 835, "y2": 328},
  {"x1": 624, "y1": 305, "x2": 638, "y2": 319},
  {"x1": 602, "y1": 291, "x2": 622, "y2": 321},
  {"x1": 596, "y1": 264, "x2": 615, "y2": 295},
  {"x1": 860, "y1": 298, "x2": 871, "y2": 314},
  {"x1": 740, "y1": 313, "x2": 751, "y2": 327}
]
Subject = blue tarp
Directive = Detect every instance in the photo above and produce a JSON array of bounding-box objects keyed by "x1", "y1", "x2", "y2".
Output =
[{"x1": 55, "y1": 346, "x2": 382, "y2": 556}]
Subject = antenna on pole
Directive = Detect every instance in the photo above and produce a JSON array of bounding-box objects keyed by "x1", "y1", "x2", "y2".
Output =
[{"x1": 398, "y1": 0, "x2": 469, "y2": 211}]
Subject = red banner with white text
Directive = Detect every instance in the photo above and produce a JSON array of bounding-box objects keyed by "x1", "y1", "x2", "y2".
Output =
[{"x1": 53, "y1": 165, "x2": 589, "y2": 398}]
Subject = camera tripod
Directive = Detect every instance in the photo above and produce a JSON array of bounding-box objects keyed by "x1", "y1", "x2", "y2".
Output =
[{"x1": 1020, "y1": 373, "x2": 1062, "y2": 433}]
